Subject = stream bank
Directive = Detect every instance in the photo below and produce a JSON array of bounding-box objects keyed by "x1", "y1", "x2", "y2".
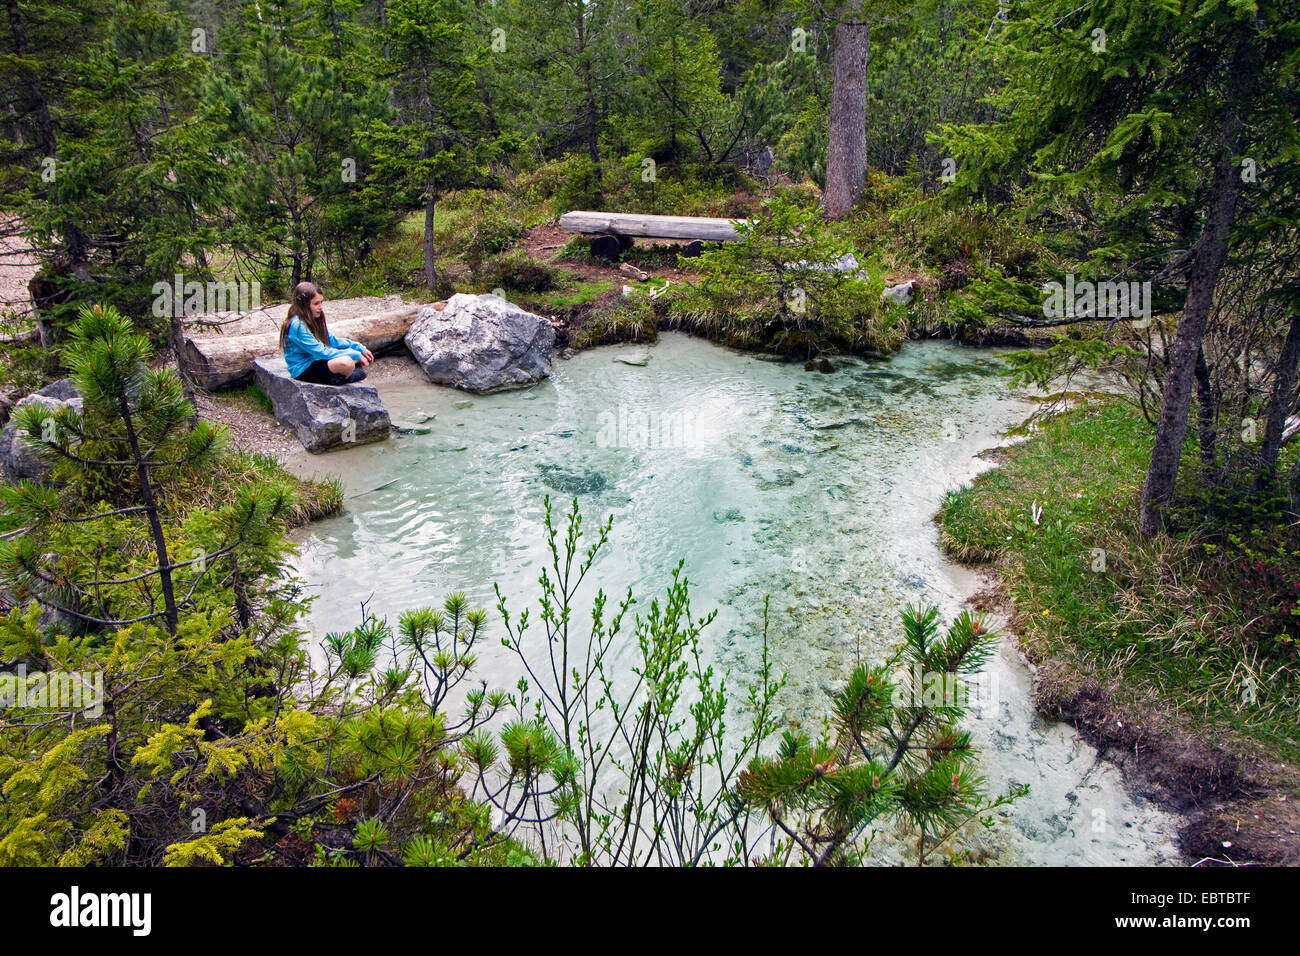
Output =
[{"x1": 941, "y1": 404, "x2": 1300, "y2": 866}]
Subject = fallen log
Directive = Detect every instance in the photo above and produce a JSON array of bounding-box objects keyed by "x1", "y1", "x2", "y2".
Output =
[
  {"x1": 558, "y1": 211, "x2": 747, "y2": 242},
  {"x1": 183, "y1": 304, "x2": 426, "y2": 390},
  {"x1": 0, "y1": 326, "x2": 39, "y2": 345}
]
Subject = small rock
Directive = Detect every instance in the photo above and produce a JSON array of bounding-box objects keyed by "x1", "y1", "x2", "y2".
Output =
[
  {"x1": 619, "y1": 262, "x2": 650, "y2": 281},
  {"x1": 883, "y1": 279, "x2": 916, "y2": 305},
  {"x1": 0, "y1": 378, "x2": 83, "y2": 484},
  {"x1": 614, "y1": 352, "x2": 649, "y2": 366},
  {"x1": 454, "y1": 400, "x2": 473, "y2": 409}
]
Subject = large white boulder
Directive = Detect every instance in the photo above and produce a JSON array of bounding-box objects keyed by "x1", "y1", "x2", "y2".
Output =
[{"x1": 404, "y1": 293, "x2": 556, "y2": 393}]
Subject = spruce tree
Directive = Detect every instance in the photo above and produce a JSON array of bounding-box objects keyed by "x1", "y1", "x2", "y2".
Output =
[
  {"x1": 360, "y1": 0, "x2": 505, "y2": 293},
  {"x1": 943, "y1": 0, "x2": 1300, "y2": 532}
]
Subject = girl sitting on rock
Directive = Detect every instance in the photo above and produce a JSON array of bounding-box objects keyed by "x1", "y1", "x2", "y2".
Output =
[{"x1": 279, "y1": 281, "x2": 374, "y2": 385}]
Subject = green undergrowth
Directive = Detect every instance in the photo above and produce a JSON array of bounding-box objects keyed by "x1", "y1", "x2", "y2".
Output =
[{"x1": 938, "y1": 399, "x2": 1300, "y2": 765}]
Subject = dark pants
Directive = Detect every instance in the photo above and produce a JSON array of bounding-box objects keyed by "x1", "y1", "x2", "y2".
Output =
[{"x1": 295, "y1": 359, "x2": 367, "y2": 386}]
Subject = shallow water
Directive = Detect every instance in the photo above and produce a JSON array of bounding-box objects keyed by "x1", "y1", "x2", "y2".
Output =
[{"x1": 288, "y1": 332, "x2": 1181, "y2": 865}]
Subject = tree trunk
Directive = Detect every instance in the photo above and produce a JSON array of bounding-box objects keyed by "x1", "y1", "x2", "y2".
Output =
[
  {"x1": 583, "y1": 69, "x2": 604, "y2": 206},
  {"x1": 119, "y1": 395, "x2": 178, "y2": 635},
  {"x1": 1137, "y1": 35, "x2": 1258, "y2": 537},
  {"x1": 577, "y1": 15, "x2": 604, "y2": 206},
  {"x1": 1194, "y1": 346, "x2": 1217, "y2": 480},
  {"x1": 1259, "y1": 312, "x2": 1300, "y2": 482},
  {"x1": 423, "y1": 191, "x2": 437, "y2": 294},
  {"x1": 823, "y1": 9, "x2": 870, "y2": 220}
]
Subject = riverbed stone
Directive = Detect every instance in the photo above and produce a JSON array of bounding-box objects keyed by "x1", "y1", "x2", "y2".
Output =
[
  {"x1": 538, "y1": 463, "x2": 606, "y2": 495},
  {"x1": 0, "y1": 378, "x2": 82, "y2": 484},
  {"x1": 405, "y1": 293, "x2": 556, "y2": 393},
  {"x1": 253, "y1": 354, "x2": 389, "y2": 453}
]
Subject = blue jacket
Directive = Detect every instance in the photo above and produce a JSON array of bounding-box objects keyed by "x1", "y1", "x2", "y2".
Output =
[{"x1": 283, "y1": 316, "x2": 365, "y2": 378}]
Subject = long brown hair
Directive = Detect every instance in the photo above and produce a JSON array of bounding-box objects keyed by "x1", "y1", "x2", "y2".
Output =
[{"x1": 279, "y1": 281, "x2": 328, "y2": 350}]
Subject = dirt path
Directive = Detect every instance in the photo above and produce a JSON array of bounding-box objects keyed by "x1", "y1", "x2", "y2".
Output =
[{"x1": 0, "y1": 218, "x2": 38, "y2": 321}]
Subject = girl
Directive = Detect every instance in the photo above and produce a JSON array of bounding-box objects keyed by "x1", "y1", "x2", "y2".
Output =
[{"x1": 279, "y1": 281, "x2": 375, "y2": 385}]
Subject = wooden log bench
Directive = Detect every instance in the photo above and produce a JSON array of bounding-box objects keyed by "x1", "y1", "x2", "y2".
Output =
[
  {"x1": 183, "y1": 304, "x2": 426, "y2": 390},
  {"x1": 558, "y1": 211, "x2": 751, "y2": 261}
]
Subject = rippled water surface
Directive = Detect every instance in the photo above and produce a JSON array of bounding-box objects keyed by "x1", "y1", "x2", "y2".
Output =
[{"x1": 289, "y1": 333, "x2": 1181, "y2": 865}]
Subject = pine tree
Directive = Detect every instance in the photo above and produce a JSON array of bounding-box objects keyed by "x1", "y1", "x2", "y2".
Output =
[
  {"x1": 360, "y1": 0, "x2": 509, "y2": 294},
  {"x1": 209, "y1": 0, "x2": 391, "y2": 291},
  {"x1": 735, "y1": 604, "x2": 1023, "y2": 865},
  {"x1": 0, "y1": 303, "x2": 284, "y2": 636}
]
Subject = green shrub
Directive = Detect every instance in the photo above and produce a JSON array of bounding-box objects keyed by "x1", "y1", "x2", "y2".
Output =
[
  {"x1": 512, "y1": 153, "x2": 600, "y2": 215},
  {"x1": 544, "y1": 153, "x2": 604, "y2": 217},
  {"x1": 555, "y1": 235, "x2": 594, "y2": 262},
  {"x1": 675, "y1": 193, "x2": 901, "y2": 357},
  {"x1": 473, "y1": 251, "x2": 557, "y2": 294},
  {"x1": 433, "y1": 189, "x2": 525, "y2": 265}
]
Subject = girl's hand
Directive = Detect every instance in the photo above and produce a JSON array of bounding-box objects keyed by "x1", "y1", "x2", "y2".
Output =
[{"x1": 363, "y1": 348, "x2": 375, "y2": 363}]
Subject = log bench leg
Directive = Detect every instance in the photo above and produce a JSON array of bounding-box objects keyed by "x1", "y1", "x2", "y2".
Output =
[{"x1": 589, "y1": 234, "x2": 634, "y2": 261}]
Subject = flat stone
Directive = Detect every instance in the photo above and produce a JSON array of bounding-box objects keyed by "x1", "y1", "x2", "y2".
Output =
[
  {"x1": 614, "y1": 351, "x2": 649, "y2": 366},
  {"x1": 253, "y1": 354, "x2": 389, "y2": 453},
  {"x1": 405, "y1": 293, "x2": 555, "y2": 393}
]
